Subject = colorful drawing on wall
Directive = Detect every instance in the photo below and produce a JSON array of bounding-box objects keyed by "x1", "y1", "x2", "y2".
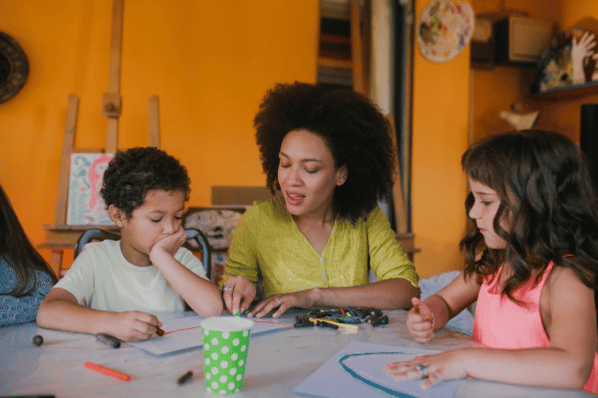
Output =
[
  {"x1": 417, "y1": 0, "x2": 474, "y2": 63},
  {"x1": 67, "y1": 153, "x2": 114, "y2": 226},
  {"x1": 532, "y1": 28, "x2": 598, "y2": 94}
]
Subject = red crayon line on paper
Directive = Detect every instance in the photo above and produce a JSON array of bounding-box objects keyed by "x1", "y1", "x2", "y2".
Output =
[
  {"x1": 162, "y1": 320, "x2": 286, "y2": 336},
  {"x1": 84, "y1": 362, "x2": 131, "y2": 382},
  {"x1": 251, "y1": 320, "x2": 287, "y2": 326},
  {"x1": 163, "y1": 326, "x2": 203, "y2": 335}
]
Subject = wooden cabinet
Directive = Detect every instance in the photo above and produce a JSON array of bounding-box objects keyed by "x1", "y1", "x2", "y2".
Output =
[{"x1": 317, "y1": 0, "x2": 369, "y2": 94}]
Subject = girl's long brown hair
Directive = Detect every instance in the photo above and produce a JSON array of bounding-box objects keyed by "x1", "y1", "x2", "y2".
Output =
[
  {"x1": 460, "y1": 130, "x2": 598, "y2": 304},
  {"x1": 0, "y1": 185, "x2": 57, "y2": 297}
]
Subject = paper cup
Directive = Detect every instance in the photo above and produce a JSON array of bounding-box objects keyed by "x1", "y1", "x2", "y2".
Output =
[{"x1": 201, "y1": 316, "x2": 253, "y2": 395}]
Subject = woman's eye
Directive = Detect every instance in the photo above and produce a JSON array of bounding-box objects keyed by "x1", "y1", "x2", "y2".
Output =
[
  {"x1": 175, "y1": 216, "x2": 183, "y2": 221},
  {"x1": 305, "y1": 168, "x2": 318, "y2": 174},
  {"x1": 481, "y1": 201, "x2": 492, "y2": 206},
  {"x1": 151, "y1": 219, "x2": 162, "y2": 223},
  {"x1": 280, "y1": 163, "x2": 290, "y2": 169}
]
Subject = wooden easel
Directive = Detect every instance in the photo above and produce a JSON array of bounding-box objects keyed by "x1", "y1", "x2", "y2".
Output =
[{"x1": 38, "y1": 0, "x2": 161, "y2": 276}]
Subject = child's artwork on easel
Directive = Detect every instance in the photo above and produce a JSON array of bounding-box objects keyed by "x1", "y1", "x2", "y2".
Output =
[{"x1": 67, "y1": 153, "x2": 115, "y2": 225}]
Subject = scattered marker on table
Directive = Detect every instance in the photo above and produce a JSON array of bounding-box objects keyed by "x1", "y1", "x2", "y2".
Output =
[
  {"x1": 177, "y1": 370, "x2": 194, "y2": 385},
  {"x1": 96, "y1": 333, "x2": 122, "y2": 348},
  {"x1": 84, "y1": 361, "x2": 131, "y2": 382},
  {"x1": 32, "y1": 335, "x2": 44, "y2": 346}
]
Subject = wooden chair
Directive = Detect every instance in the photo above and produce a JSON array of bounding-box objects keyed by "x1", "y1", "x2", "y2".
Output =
[{"x1": 74, "y1": 228, "x2": 211, "y2": 279}]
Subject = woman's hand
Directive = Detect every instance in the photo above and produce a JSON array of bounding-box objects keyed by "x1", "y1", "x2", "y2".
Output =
[
  {"x1": 222, "y1": 275, "x2": 256, "y2": 315},
  {"x1": 248, "y1": 289, "x2": 316, "y2": 318},
  {"x1": 385, "y1": 350, "x2": 467, "y2": 389},
  {"x1": 406, "y1": 297, "x2": 436, "y2": 343}
]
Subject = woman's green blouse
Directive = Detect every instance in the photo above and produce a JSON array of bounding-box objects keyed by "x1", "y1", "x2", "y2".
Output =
[{"x1": 222, "y1": 197, "x2": 419, "y2": 298}]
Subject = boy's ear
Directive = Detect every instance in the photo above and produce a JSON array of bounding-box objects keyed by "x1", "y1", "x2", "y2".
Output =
[{"x1": 108, "y1": 204, "x2": 126, "y2": 227}]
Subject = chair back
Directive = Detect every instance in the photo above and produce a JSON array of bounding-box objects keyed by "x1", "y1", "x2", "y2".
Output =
[{"x1": 74, "y1": 228, "x2": 211, "y2": 279}]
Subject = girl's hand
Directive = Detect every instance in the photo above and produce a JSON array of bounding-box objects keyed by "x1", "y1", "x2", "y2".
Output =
[
  {"x1": 111, "y1": 311, "x2": 163, "y2": 342},
  {"x1": 248, "y1": 289, "x2": 315, "y2": 318},
  {"x1": 222, "y1": 275, "x2": 256, "y2": 316},
  {"x1": 407, "y1": 297, "x2": 436, "y2": 343},
  {"x1": 385, "y1": 350, "x2": 468, "y2": 389}
]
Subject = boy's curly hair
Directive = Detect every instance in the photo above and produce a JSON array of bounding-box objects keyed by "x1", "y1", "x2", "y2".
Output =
[
  {"x1": 254, "y1": 82, "x2": 396, "y2": 224},
  {"x1": 100, "y1": 147, "x2": 190, "y2": 217}
]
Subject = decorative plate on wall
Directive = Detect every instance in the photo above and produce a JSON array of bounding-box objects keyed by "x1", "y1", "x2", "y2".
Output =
[
  {"x1": 417, "y1": 0, "x2": 475, "y2": 63},
  {"x1": 0, "y1": 31, "x2": 29, "y2": 103}
]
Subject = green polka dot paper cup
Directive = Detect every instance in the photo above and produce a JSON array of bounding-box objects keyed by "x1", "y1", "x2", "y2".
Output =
[{"x1": 201, "y1": 316, "x2": 253, "y2": 395}]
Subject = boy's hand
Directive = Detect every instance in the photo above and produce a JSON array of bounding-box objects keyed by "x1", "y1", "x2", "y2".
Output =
[
  {"x1": 407, "y1": 297, "x2": 436, "y2": 343},
  {"x1": 151, "y1": 227, "x2": 187, "y2": 258},
  {"x1": 110, "y1": 311, "x2": 163, "y2": 342}
]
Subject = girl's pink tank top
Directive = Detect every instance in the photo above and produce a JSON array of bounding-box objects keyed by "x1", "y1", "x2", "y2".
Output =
[{"x1": 472, "y1": 262, "x2": 598, "y2": 392}]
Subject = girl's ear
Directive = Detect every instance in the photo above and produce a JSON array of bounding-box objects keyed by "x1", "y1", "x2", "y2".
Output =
[
  {"x1": 108, "y1": 205, "x2": 126, "y2": 227},
  {"x1": 336, "y1": 164, "x2": 348, "y2": 186}
]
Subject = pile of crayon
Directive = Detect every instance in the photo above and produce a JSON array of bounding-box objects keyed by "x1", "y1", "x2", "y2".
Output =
[{"x1": 293, "y1": 307, "x2": 389, "y2": 329}]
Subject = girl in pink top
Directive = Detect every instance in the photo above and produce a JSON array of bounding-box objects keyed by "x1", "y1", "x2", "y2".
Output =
[{"x1": 386, "y1": 130, "x2": 598, "y2": 392}]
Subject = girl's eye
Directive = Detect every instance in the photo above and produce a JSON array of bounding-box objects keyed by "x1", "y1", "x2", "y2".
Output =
[
  {"x1": 280, "y1": 163, "x2": 290, "y2": 169},
  {"x1": 305, "y1": 168, "x2": 318, "y2": 174},
  {"x1": 175, "y1": 216, "x2": 183, "y2": 221},
  {"x1": 481, "y1": 201, "x2": 492, "y2": 206},
  {"x1": 151, "y1": 219, "x2": 162, "y2": 223}
]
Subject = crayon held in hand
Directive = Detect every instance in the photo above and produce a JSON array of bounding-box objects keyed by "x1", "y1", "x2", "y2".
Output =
[
  {"x1": 156, "y1": 327, "x2": 165, "y2": 336},
  {"x1": 84, "y1": 361, "x2": 131, "y2": 381}
]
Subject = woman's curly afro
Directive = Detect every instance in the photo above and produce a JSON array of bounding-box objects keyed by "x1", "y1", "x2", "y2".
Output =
[{"x1": 254, "y1": 82, "x2": 397, "y2": 223}]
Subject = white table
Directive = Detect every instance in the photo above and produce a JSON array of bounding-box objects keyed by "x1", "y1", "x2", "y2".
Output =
[{"x1": 1, "y1": 310, "x2": 594, "y2": 397}]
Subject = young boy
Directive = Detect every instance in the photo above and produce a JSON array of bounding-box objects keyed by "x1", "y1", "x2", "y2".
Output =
[{"x1": 37, "y1": 147, "x2": 222, "y2": 341}]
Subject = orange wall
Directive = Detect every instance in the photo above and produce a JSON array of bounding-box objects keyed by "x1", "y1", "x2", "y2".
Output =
[
  {"x1": 410, "y1": 1, "x2": 472, "y2": 278},
  {"x1": 0, "y1": 0, "x2": 319, "y2": 268}
]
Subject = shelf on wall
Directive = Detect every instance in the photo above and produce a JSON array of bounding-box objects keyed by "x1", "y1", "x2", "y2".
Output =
[{"x1": 528, "y1": 81, "x2": 598, "y2": 102}]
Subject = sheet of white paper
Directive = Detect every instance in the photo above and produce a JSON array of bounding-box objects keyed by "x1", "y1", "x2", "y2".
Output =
[
  {"x1": 294, "y1": 341, "x2": 459, "y2": 398},
  {"x1": 129, "y1": 315, "x2": 289, "y2": 355}
]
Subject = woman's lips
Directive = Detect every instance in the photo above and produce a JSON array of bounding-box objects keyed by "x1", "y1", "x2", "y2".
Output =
[{"x1": 286, "y1": 192, "x2": 304, "y2": 205}]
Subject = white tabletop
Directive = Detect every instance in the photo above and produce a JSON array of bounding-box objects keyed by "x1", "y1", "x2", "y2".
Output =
[{"x1": 1, "y1": 309, "x2": 594, "y2": 398}]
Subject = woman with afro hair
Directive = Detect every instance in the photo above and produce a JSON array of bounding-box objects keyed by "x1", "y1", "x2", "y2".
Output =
[{"x1": 221, "y1": 82, "x2": 419, "y2": 318}]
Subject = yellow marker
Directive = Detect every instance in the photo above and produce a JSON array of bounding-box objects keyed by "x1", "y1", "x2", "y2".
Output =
[{"x1": 308, "y1": 317, "x2": 359, "y2": 331}]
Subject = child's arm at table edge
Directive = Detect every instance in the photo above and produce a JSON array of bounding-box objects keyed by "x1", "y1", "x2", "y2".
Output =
[
  {"x1": 36, "y1": 288, "x2": 163, "y2": 341},
  {"x1": 424, "y1": 272, "x2": 480, "y2": 330},
  {"x1": 150, "y1": 247, "x2": 223, "y2": 318}
]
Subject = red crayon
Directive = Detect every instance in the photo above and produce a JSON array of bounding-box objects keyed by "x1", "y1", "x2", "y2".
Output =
[
  {"x1": 156, "y1": 327, "x2": 165, "y2": 336},
  {"x1": 84, "y1": 361, "x2": 131, "y2": 382}
]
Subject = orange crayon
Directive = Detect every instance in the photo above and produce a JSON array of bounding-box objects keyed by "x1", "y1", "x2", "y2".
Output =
[{"x1": 84, "y1": 361, "x2": 131, "y2": 382}]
